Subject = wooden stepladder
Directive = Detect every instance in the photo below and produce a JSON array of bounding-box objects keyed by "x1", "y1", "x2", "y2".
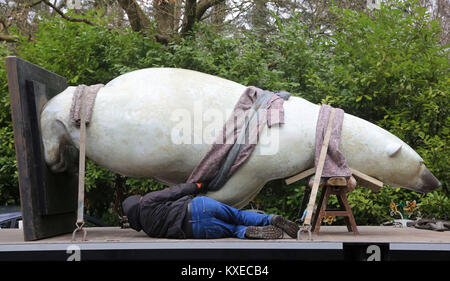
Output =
[{"x1": 286, "y1": 170, "x2": 383, "y2": 239}]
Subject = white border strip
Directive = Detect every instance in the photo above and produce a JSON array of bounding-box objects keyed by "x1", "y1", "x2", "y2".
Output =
[
  {"x1": 390, "y1": 243, "x2": 450, "y2": 251},
  {"x1": 0, "y1": 241, "x2": 342, "y2": 252}
]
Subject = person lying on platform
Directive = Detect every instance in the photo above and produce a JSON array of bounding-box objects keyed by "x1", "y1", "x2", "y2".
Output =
[{"x1": 122, "y1": 182, "x2": 299, "y2": 239}]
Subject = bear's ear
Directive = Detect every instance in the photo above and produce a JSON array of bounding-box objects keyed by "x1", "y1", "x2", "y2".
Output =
[{"x1": 387, "y1": 143, "x2": 402, "y2": 157}]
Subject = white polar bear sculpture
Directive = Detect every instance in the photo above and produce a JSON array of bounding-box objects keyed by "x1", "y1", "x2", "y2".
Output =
[{"x1": 40, "y1": 68, "x2": 441, "y2": 208}]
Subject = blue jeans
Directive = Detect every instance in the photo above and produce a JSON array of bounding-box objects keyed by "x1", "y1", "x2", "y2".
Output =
[{"x1": 189, "y1": 196, "x2": 274, "y2": 239}]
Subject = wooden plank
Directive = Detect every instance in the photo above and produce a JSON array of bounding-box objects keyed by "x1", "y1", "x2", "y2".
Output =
[
  {"x1": 76, "y1": 108, "x2": 87, "y2": 224},
  {"x1": 303, "y1": 109, "x2": 335, "y2": 226},
  {"x1": 287, "y1": 167, "x2": 383, "y2": 192},
  {"x1": 323, "y1": 211, "x2": 351, "y2": 217},
  {"x1": 350, "y1": 168, "x2": 383, "y2": 192},
  {"x1": 312, "y1": 185, "x2": 330, "y2": 234},
  {"x1": 285, "y1": 167, "x2": 315, "y2": 185},
  {"x1": 2, "y1": 226, "x2": 450, "y2": 244}
]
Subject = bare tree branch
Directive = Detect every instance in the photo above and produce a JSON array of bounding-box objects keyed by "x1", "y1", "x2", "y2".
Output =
[
  {"x1": 0, "y1": 33, "x2": 18, "y2": 42},
  {"x1": 180, "y1": 0, "x2": 225, "y2": 36},
  {"x1": 196, "y1": 0, "x2": 225, "y2": 21},
  {"x1": 30, "y1": 0, "x2": 44, "y2": 8},
  {"x1": 57, "y1": 0, "x2": 67, "y2": 9},
  {"x1": 41, "y1": 0, "x2": 94, "y2": 25}
]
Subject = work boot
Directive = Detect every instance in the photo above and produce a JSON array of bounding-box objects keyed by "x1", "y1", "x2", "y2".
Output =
[
  {"x1": 244, "y1": 225, "x2": 283, "y2": 239},
  {"x1": 271, "y1": 215, "x2": 299, "y2": 239}
]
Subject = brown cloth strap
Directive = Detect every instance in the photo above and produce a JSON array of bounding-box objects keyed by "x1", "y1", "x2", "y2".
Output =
[
  {"x1": 314, "y1": 104, "x2": 352, "y2": 178},
  {"x1": 70, "y1": 84, "x2": 103, "y2": 126}
]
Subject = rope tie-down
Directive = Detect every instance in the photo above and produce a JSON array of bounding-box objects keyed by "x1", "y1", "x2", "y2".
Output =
[{"x1": 70, "y1": 84, "x2": 103, "y2": 242}]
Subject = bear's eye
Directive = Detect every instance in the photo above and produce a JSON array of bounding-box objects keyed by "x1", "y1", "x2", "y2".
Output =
[{"x1": 386, "y1": 143, "x2": 402, "y2": 157}]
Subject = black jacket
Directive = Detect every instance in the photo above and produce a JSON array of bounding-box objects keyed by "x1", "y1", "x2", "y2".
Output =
[{"x1": 129, "y1": 183, "x2": 200, "y2": 239}]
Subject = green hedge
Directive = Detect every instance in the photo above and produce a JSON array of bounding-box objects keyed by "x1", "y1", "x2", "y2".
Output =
[{"x1": 0, "y1": 0, "x2": 448, "y2": 225}]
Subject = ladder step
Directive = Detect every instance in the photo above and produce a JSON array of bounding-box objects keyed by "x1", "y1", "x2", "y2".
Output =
[{"x1": 323, "y1": 211, "x2": 350, "y2": 216}]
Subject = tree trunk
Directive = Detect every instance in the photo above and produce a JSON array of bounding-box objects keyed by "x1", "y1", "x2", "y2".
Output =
[
  {"x1": 116, "y1": 0, "x2": 226, "y2": 41},
  {"x1": 181, "y1": 0, "x2": 226, "y2": 36},
  {"x1": 211, "y1": 1, "x2": 227, "y2": 27},
  {"x1": 153, "y1": 0, "x2": 177, "y2": 37},
  {"x1": 196, "y1": 0, "x2": 225, "y2": 21},
  {"x1": 181, "y1": 0, "x2": 197, "y2": 35},
  {"x1": 117, "y1": 0, "x2": 152, "y2": 32}
]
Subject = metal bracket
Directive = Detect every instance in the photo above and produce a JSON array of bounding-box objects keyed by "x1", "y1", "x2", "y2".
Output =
[
  {"x1": 71, "y1": 222, "x2": 87, "y2": 242},
  {"x1": 297, "y1": 225, "x2": 312, "y2": 240}
]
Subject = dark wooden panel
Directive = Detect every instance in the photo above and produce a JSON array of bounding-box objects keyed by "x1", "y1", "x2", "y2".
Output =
[
  {"x1": 27, "y1": 80, "x2": 78, "y2": 215},
  {"x1": 5, "y1": 56, "x2": 77, "y2": 241}
]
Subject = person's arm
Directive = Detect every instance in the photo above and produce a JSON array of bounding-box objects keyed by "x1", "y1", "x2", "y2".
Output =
[{"x1": 144, "y1": 182, "x2": 205, "y2": 202}]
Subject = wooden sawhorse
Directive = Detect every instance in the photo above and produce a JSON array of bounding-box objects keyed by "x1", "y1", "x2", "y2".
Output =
[
  {"x1": 286, "y1": 169, "x2": 383, "y2": 237},
  {"x1": 283, "y1": 107, "x2": 383, "y2": 239},
  {"x1": 311, "y1": 183, "x2": 359, "y2": 235}
]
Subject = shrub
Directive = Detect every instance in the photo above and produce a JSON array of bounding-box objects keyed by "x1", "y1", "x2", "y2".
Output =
[
  {"x1": 0, "y1": 0, "x2": 447, "y2": 224},
  {"x1": 0, "y1": 42, "x2": 19, "y2": 206}
]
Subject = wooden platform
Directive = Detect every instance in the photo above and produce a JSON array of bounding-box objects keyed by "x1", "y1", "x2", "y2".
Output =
[
  {"x1": 2, "y1": 226, "x2": 449, "y2": 244},
  {"x1": 0, "y1": 226, "x2": 449, "y2": 261}
]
